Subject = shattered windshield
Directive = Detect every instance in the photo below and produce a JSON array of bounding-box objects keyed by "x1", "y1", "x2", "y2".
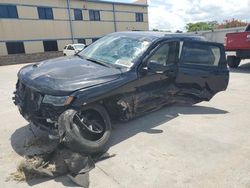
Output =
[{"x1": 79, "y1": 34, "x2": 152, "y2": 68}]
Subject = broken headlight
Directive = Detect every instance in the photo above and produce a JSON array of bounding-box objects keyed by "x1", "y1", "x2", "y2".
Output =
[{"x1": 43, "y1": 95, "x2": 73, "y2": 106}]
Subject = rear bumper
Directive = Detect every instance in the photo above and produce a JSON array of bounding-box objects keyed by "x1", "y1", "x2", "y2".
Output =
[
  {"x1": 225, "y1": 49, "x2": 250, "y2": 59},
  {"x1": 236, "y1": 50, "x2": 250, "y2": 59}
]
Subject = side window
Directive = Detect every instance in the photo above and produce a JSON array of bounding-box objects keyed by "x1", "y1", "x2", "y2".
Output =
[
  {"x1": 246, "y1": 24, "x2": 250, "y2": 32},
  {"x1": 148, "y1": 42, "x2": 179, "y2": 66},
  {"x1": 67, "y1": 45, "x2": 74, "y2": 50},
  {"x1": 181, "y1": 42, "x2": 221, "y2": 66}
]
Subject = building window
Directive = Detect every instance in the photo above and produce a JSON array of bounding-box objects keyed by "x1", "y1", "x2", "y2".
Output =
[
  {"x1": 38, "y1": 7, "x2": 53, "y2": 20},
  {"x1": 92, "y1": 38, "x2": 100, "y2": 43},
  {"x1": 43, "y1": 40, "x2": 58, "y2": 52},
  {"x1": 6, "y1": 42, "x2": 25, "y2": 54},
  {"x1": 135, "y1": 13, "x2": 143, "y2": 22},
  {"x1": 74, "y1": 9, "x2": 83, "y2": 20},
  {"x1": 78, "y1": 39, "x2": 86, "y2": 44},
  {"x1": 89, "y1": 10, "x2": 100, "y2": 21},
  {"x1": 0, "y1": 5, "x2": 18, "y2": 18}
]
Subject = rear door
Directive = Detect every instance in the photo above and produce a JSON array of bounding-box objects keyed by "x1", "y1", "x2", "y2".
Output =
[{"x1": 176, "y1": 40, "x2": 229, "y2": 102}]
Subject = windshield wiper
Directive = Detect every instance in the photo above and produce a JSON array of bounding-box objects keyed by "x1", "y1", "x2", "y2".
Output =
[{"x1": 85, "y1": 58, "x2": 110, "y2": 68}]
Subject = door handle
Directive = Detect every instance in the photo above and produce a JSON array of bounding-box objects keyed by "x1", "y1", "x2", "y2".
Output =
[
  {"x1": 156, "y1": 69, "x2": 175, "y2": 75},
  {"x1": 156, "y1": 70, "x2": 164, "y2": 74}
]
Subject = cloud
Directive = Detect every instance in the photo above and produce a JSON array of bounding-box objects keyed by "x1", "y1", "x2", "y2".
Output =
[{"x1": 148, "y1": 0, "x2": 250, "y2": 31}]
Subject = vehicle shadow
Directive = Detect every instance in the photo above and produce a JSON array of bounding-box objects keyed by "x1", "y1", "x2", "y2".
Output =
[
  {"x1": 230, "y1": 61, "x2": 250, "y2": 74},
  {"x1": 10, "y1": 104, "x2": 228, "y2": 186},
  {"x1": 108, "y1": 104, "x2": 228, "y2": 148}
]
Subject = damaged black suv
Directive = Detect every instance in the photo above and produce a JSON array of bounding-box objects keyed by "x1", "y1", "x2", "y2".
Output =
[{"x1": 14, "y1": 32, "x2": 229, "y2": 154}]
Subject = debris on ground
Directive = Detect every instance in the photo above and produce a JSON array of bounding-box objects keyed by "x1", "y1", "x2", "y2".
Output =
[
  {"x1": 7, "y1": 126, "x2": 115, "y2": 187},
  {"x1": 7, "y1": 144, "x2": 115, "y2": 187}
]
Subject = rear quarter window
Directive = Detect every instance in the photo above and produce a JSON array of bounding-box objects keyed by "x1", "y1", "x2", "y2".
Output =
[
  {"x1": 181, "y1": 42, "x2": 221, "y2": 66},
  {"x1": 246, "y1": 24, "x2": 250, "y2": 32}
]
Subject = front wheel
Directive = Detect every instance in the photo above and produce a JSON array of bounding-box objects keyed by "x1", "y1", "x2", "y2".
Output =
[
  {"x1": 58, "y1": 104, "x2": 112, "y2": 154},
  {"x1": 227, "y1": 56, "x2": 241, "y2": 68}
]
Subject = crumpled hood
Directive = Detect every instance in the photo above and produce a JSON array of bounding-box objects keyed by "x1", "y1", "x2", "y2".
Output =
[{"x1": 18, "y1": 56, "x2": 121, "y2": 95}]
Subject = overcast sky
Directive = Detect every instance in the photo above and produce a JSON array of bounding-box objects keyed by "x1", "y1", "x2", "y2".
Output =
[{"x1": 107, "y1": 0, "x2": 250, "y2": 31}]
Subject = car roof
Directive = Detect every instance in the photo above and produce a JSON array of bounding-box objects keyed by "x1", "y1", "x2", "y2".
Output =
[
  {"x1": 73, "y1": 43, "x2": 85, "y2": 46},
  {"x1": 66, "y1": 43, "x2": 85, "y2": 46},
  {"x1": 111, "y1": 31, "x2": 207, "y2": 42}
]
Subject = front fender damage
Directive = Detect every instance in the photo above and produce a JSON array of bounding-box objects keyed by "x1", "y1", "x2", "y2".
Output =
[{"x1": 57, "y1": 109, "x2": 76, "y2": 142}]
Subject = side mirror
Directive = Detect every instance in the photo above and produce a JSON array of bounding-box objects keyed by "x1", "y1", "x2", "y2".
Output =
[{"x1": 147, "y1": 60, "x2": 164, "y2": 74}]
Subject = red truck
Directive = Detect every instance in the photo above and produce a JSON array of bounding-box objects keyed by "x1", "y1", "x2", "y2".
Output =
[{"x1": 224, "y1": 24, "x2": 250, "y2": 68}]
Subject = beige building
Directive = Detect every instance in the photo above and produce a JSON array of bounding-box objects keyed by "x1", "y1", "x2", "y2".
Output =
[{"x1": 0, "y1": 0, "x2": 149, "y2": 56}]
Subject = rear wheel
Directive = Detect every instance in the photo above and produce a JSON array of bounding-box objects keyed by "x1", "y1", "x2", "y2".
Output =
[
  {"x1": 227, "y1": 56, "x2": 241, "y2": 68},
  {"x1": 58, "y1": 104, "x2": 111, "y2": 154}
]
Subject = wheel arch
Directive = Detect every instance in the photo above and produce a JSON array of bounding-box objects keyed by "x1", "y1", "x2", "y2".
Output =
[{"x1": 73, "y1": 93, "x2": 135, "y2": 123}]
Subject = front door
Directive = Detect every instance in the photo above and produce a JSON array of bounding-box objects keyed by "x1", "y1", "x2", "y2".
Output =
[
  {"x1": 134, "y1": 41, "x2": 179, "y2": 114},
  {"x1": 176, "y1": 41, "x2": 229, "y2": 103}
]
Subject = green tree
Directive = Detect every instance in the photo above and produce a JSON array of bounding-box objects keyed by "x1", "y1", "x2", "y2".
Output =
[{"x1": 186, "y1": 21, "x2": 218, "y2": 32}]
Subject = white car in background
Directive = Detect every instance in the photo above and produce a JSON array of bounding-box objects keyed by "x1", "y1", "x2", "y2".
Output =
[{"x1": 63, "y1": 43, "x2": 85, "y2": 56}]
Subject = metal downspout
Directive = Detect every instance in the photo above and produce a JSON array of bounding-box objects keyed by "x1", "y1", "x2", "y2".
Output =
[
  {"x1": 67, "y1": 0, "x2": 75, "y2": 43},
  {"x1": 112, "y1": 3, "x2": 117, "y2": 32}
]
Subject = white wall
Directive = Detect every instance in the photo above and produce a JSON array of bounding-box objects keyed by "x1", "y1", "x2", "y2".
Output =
[{"x1": 189, "y1": 26, "x2": 246, "y2": 44}]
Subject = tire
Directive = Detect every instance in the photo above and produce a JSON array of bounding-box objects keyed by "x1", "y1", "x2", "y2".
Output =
[
  {"x1": 227, "y1": 56, "x2": 241, "y2": 68},
  {"x1": 58, "y1": 104, "x2": 112, "y2": 154}
]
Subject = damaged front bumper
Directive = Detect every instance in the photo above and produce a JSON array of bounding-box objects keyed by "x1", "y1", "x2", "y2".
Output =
[{"x1": 13, "y1": 80, "x2": 69, "y2": 135}]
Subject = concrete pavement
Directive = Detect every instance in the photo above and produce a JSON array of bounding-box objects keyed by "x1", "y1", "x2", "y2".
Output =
[{"x1": 1, "y1": 61, "x2": 250, "y2": 188}]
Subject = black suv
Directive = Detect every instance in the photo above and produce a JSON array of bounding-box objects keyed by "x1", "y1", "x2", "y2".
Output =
[{"x1": 14, "y1": 32, "x2": 229, "y2": 154}]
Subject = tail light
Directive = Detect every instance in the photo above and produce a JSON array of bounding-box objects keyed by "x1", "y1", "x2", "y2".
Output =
[
  {"x1": 247, "y1": 35, "x2": 250, "y2": 41},
  {"x1": 224, "y1": 36, "x2": 227, "y2": 46}
]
